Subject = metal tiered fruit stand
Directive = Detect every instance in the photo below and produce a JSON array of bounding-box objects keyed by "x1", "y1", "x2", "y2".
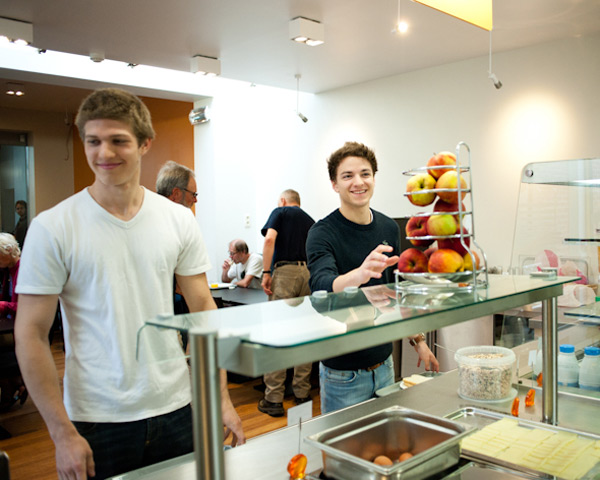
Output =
[{"x1": 396, "y1": 141, "x2": 489, "y2": 292}]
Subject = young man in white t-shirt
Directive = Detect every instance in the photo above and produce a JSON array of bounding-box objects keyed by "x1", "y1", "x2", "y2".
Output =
[{"x1": 14, "y1": 88, "x2": 245, "y2": 479}]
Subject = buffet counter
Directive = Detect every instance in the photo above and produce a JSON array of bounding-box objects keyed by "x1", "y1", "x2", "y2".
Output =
[
  {"x1": 126, "y1": 274, "x2": 590, "y2": 479},
  {"x1": 112, "y1": 369, "x2": 600, "y2": 479}
]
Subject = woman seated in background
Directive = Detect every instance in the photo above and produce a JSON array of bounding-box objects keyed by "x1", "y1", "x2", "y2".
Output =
[{"x1": 0, "y1": 232, "x2": 27, "y2": 410}]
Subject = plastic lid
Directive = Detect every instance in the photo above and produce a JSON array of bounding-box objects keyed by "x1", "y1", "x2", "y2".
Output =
[
  {"x1": 454, "y1": 345, "x2": 516, "y2": 366},
  {"x1": 584, "y1": 346, "x2": 600, "y2": 356},
  {"x1": 559, "y1": 344, "x2": 575, "y2": 353}
]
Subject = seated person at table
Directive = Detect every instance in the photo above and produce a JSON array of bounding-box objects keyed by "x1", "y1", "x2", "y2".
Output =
[
  {"x1": 222, "y1": 239, "x2": 263, "y2": 289},
  {"x1": 306, "y1": 141, "x2": 438, "y2": 414},
  {"x1": 0, "y1": 232, "x2": 27, "y2": 410}
]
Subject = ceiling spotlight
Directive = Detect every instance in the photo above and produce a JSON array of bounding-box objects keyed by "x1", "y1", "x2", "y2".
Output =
[
  {"x1": 90, "y1": 52, "x2": 105, "y2": 63},
  {"x1": 295, "y1": 74, "x2": 308, "y2": 123},
  {"x1": 489, "y1": 73, "x2": 503, "y2": 90},
  {"x1": 189, "y1": 106, "x2": 210, "y2": 125},
  {"x1": 392, "y1": 0, "x2": 409, "y2": 34},
  {"x1": 289, "y1": 17, "x2": 324, "y2": 46},
  {"x1": 0, "y1": 17, "x2": 33, "y2": 45},
  {"x1": 393, "y1": 21, "x2": 409, "y2": 34},
  {"x1": 191, "y1": 55, "x2": 221, "y2": 76}
]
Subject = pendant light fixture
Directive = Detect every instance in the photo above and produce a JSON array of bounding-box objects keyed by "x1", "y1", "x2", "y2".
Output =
[
  {"x1": 393, "y1": 0, "x2": 409, "y2": 34},
  {"x1": 295, "y1": 74, "x2": 308, "y2": 123},
  {"x1": 488, "y1": 31, "x2": 502, "y2": 89}
]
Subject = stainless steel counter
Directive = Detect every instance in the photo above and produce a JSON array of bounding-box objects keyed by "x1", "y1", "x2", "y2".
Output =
[{"x1": 111, "y1": 370, "x2": 600, "y2": 479}]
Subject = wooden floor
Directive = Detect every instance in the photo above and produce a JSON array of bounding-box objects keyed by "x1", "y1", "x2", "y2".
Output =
[{"x1": 0, "y1": 333, "x2": 320, "y2": 479}]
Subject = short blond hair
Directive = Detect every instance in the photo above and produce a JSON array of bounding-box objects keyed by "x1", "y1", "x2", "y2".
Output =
[{"x1": 0, "y1": 233, "x2": 20, "y2": 259}]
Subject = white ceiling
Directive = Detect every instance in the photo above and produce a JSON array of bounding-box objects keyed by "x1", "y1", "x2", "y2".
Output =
[{"x1": 1, "y1": 0, "x2": 600, "y2": 111}]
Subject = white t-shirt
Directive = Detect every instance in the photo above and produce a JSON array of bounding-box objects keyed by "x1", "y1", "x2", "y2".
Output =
[
  {"x1": 227, "y1": 252, "x2": 263, "y2": 289},
  {"x1": 16, "y1": 188, "x2": 211, "y2": 422}
]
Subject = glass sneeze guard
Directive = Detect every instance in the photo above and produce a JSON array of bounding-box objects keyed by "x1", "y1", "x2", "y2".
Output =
[{"x1": 140, "y1": 275, "x2": 575, "y2": 377}]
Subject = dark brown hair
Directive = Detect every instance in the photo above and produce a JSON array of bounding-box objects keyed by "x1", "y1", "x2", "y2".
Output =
[{"x1": 327, "y1": 142, "x2": 378, "y2": 181}]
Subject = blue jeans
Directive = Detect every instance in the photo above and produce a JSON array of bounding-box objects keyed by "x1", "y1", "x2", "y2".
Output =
[
  {"x1": 319, "y1": 355, "x2": 394, "y2": 414},
  {"x1": 73, "y1": 404, "x2": 193, "y2": 479}
]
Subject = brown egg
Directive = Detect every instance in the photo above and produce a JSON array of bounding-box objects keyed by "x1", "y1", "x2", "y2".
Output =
[
  {"x1": 373, "y1": 455, "x2": 394, "y2": 466},
  {"x1": 398, "y1": 452, "x2": 414, "y2": 462}
]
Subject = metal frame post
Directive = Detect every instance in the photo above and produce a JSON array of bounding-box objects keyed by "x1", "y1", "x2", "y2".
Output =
[
  {"x1": 190, "y1": 330, "x2": 225, "y2": 480},
  {"x1": 541, "y1": 297, "x2": 558, "y2": 425}
]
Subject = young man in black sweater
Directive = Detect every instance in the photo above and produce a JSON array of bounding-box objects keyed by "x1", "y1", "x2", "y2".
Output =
[{"x1": 306, "y1": 141, "x2": 438, "y2": 413}]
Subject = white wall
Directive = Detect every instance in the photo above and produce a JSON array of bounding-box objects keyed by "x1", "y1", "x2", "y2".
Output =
[{"x1": 195, "y1": 33, "x2": 600, "y2": 283}]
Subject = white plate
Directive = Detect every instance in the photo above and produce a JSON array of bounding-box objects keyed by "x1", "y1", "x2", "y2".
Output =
[{"x1": 399, "y1": 270, "x2": 482, "y2": 285}]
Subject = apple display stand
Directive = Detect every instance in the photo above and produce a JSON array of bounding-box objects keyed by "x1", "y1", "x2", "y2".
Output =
[{"x1": 400, "y1": 141, "x2": 489, "y2": 292}]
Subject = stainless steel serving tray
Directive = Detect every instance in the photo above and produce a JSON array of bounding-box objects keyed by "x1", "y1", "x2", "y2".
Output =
[
  {"x1": 305, "y1": 406, "x2": 474, "y2": 480},
  {"x1": 445, "y1": 407, "x2": 600, "y2": 480}
]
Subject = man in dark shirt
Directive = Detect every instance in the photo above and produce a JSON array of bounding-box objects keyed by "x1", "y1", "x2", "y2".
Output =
[
  {"x1": 306, "y1": 141, "x2": 438, "y2": 414},
  {"x1": 13, "y1": 200, "x2": 28, "y2": 249},
  {"x1": 258, "y1": 189, "x2": 315, "y2": 417}
]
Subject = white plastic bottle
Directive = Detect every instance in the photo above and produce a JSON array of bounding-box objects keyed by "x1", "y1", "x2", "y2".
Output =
[
  {"x1": 579, "y1": 346, "x2": 600, "y2": 391},
  {"x1": 557, "y1": 344, "x2": 579, "y2": 388}
]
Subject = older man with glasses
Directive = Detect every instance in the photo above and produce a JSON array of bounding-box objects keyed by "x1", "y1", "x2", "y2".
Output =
[
  {"x1": 222, "y1": 239, "x2": 263, "y2": 289},
  {"x1": 156, "y1": 160, "x2": 198, "y2": 209}
]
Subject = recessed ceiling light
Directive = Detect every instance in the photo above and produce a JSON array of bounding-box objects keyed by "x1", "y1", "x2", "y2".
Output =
[
  {"x1": 5, "y1": 82, "x2": 25, "y2": 96},
  {"x1": 0, "y1": 17, "x2": 34, "y2": 45}
]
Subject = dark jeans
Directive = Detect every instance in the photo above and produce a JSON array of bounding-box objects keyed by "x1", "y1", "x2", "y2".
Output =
[{"x1": 73, "y1": 404, "x2": 193, "y2": 479}]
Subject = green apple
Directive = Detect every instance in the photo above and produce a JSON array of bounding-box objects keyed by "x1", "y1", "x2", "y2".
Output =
[
  {"x1": 426, "y1": 213, "x2": 458, "y2": 237},
  {"x1": 406, "y1": 173, "x2": 436, "y2": 206}
]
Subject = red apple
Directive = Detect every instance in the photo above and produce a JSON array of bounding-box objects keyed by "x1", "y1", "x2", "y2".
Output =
[
  {"x1": 433, "y1": 199, "x2": 467, "y2": 221},
  {"x1": 426, "y1": 213, "x2": 458, "y2": 237},
  {"x1": 406, "y1": 173, "x2": 436, "y2": 206},
  {"x1": 398, "y1": 248, "x2": 429, "y2": 273},
  {"x1": 405, "y1": 215, "x2": 434, "y2": 247},
  {"x1": 437, "y1": 226, "x2": 470, "y2": 256},
  {"x1": 435, "y1": 171, "x2": 468, "y2": 204},
  {"x1": 428, "y1": 248, "x2": 464, "y2": 273},
  {"x1": 427, "y1": 151, "x2": 456, "y2": 180},
  {"x1": 463, "y1": 251, "x2": 480, "y2": 271}
]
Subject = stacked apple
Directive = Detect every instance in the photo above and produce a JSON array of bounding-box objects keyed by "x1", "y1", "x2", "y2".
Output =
[{"x1": 399, "y1": 152, "x2": 479, "y2": 274}]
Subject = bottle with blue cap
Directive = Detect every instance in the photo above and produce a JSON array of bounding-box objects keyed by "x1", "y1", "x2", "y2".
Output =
[
  {"x1": 579, "y1": 346, "x2": 600, "y2": 391},
  {"x1": 557, "y1": 344, "x2": 579, "y2": 388}
]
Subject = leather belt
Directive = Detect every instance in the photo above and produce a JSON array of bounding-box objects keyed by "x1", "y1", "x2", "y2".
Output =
[
  {"x1": 273, "y1": 261, "x2": 307, "y2": 269},
  {"x1": 365, "y1": 361, "x2": 384, "y2": 372}
]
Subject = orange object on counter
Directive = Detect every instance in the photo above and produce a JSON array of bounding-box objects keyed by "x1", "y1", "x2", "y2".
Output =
[
  {"x1": 511, "y1": 396, "x2": 520, "y2": 417},
  {"x1": 288, "y1": 453, "x2": 307, "y2": 479},
  {"x1": 525, "y1": 388, "x2": 536, "y2": 407},
  {"x1": 537, "y1": 372, "x2": 543, "y2": 387}
]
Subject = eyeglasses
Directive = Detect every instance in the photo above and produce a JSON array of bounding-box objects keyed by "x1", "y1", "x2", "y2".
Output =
[
  {"x1": 228, "y1": 251, "x2": 238, "y2": 256},
  {"x1": 182, "y1": 188, "x2": 198, "y2": 199}
]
